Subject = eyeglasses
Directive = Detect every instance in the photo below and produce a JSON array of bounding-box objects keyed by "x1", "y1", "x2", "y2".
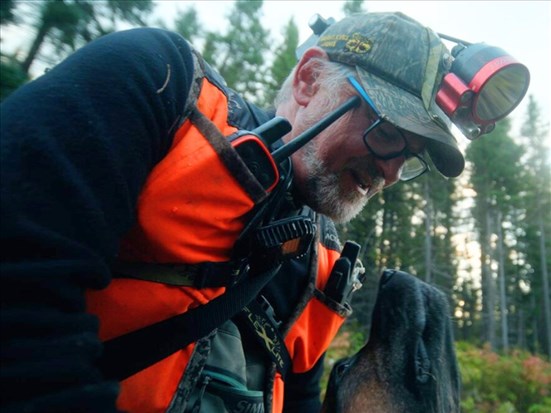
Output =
[{"x1": 347, "y1": 76, "x2": 429, "y2": 181}]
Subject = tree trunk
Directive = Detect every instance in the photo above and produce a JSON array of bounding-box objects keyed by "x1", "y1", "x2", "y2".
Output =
[
  {"x1": 424, "y1": 180, "x2": 432, "y2": 283},
  {"x1": 496, "y1": 211, "x2": 509, "y2": 351},
  {"x1": 481, "y1": 208, "x2": 496, "y2": 349},
  {"x1": 21, "y1": 18, "x2": 51, "y2": 74},
  {"x1": 517, "y1": 307, "x2": 526, "y2": 349},
  {"x1": 537, "y1": 206, "x2": 551, "y2": 356}
]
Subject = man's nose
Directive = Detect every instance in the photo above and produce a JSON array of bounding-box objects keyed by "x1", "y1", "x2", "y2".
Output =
[{"x1": 374, "y1": 156, "x2": 405, "y2": 186}]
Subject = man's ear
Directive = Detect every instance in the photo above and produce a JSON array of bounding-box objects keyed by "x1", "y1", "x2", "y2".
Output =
[{"x1": 293, "y1": 47, "x2": 330, "y2": 106}]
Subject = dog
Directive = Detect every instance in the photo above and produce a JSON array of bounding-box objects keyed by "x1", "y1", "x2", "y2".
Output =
[{"x1": 322, "y1": 269, "x2": 461, "y2": 413}]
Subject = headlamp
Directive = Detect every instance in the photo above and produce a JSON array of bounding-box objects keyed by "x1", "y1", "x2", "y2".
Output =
[{"x1": 435, "y1": 35, "x2": 530, "y2": 140}]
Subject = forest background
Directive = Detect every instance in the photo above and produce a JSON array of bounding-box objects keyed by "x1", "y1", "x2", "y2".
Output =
[{"x1": 1, "y1": 1, "x2": 550, "y2": 412}]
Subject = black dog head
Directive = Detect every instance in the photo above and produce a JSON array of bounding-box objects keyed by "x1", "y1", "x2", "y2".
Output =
[{"x1": 322, "y1": 270, "x2": 461, "y2": 413}]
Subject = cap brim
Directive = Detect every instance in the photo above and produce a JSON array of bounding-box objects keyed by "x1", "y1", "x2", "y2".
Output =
[{"x1": 356, "y1": 67, "x2": 465, "y2": 178}]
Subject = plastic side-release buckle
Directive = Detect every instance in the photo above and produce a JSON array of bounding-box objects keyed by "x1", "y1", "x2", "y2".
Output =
[{"x1": 252, "y1": 215, "x2": 316, "y2": 265}]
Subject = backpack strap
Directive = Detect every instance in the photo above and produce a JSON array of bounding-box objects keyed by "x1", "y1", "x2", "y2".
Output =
[
  {"x1": 98, "y1": 264, "x2": 281, "y2": 381},
  {"x1": 238, "y1": 296, "x2": 292, "y2": 377},
  {"x1": 111, "y1": 260, "x2": 248, "y2": 288}
]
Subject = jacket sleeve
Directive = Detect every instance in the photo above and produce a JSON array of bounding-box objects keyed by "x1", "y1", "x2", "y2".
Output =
[
  {"x1": 0, "y1": 28, "x2": 194, "y2": 413},
  {"x1": 283, "y1": 354, "x2": 325, "y2": 413}
]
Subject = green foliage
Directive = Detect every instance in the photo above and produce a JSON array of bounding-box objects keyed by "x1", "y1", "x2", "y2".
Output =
[
  {"x1": 264, "y1": 17, "x2": 299, "y2": 106},
  {"x1": 0, "y1": 0, "x2": 16, "y2": 25},
  {"x1": 0, "y1": 56, "x2": 28, "y2": 101},
  {"x1": 343, "y1": 0, "x2": 366, "y2": 16},
  {"x1": 201, "y1": 0, "x2": 270, "y2": 105},
  {"x1": 173, "y1": 6, "x2": 202, "y2": 44},
  {"x1": 2, "y1": 0, "x2": 153, "y2": 76},
  {"x1": 457, "y1": 341, "x2": 551, "y2": 413},
  {"x1": 467, "y1": 118, "x2": 524, "y2": 209}
]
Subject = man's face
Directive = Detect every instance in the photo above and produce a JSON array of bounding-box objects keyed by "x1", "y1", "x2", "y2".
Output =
[{"x1": 290, "y1": 86, "x2": 426, "y2": 223}]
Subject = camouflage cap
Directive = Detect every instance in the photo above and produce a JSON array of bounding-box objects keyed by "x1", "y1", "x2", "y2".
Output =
[{"x1": 317, "y1": 12, "x2": 465, "y2": 178}]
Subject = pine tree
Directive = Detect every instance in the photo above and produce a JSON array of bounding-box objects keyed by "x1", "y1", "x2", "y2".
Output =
[
  {"x1": 201, "y1": 0, "x2": 270, "y2": 105},
  {"x1": 466, "y1": 118, "x2": 525, "y2": 350},
  {"x1": 3, "y1": 0, "x2": 153, "y2": 76},
  {"x1": 264, "y1": 17, "x2": 299, "y2": 107},
  {"x1": 519, "y1": 96, "x2": 551, "y2": 356},
  {"x1": 172, "y1": 5, "x2": 203, "y2": 44},
  {"x1": 0, "y1": 0, "x2": 153, "y2": 99},
  {"x1": 343, "y1": 0, "x2": 366, "y2": 16}
]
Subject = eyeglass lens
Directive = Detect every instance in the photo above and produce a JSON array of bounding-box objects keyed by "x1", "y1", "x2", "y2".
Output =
[
  {"x1": 347, "y1": 76, "x2": 429, "y2": 181},
  {"x1": 364, "y1": 121, "x2": 407, "y2": 158}
]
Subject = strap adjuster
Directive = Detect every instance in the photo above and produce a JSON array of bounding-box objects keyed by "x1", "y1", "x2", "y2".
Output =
[{"x1": 253, "y1": 215, "x2": 316, "y2": 262}]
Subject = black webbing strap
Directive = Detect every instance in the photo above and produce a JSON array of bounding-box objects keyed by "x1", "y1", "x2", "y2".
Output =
[
  {"x1": 240, "y1": 297, "x2": 292, "y2": 377},
  {"x1": 98, "y1": 265, "x2": 280, "y2": 381},
  {"x1": 111, "y1": 260, "x2": 247, "y2": 288}
]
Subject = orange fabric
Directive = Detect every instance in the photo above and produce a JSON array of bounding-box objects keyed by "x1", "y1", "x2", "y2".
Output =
[
  {"x1": 86, "y1": 78, "x2": 263, "y2": 413},
  {"x1": 284, "y1": 295, "x2": 346, "y2": 373},
  {"x1": 283, "y1": 245, "x2": 344, "y2": 373},
  {"x1": 272, "y1": 373, "x2": 285, "y2": 413},
  {"x1": 117, "y1": 80, "x2": 254, "y2": 264},
  {"x1": 272, "y1": 243, "x2": 343, "y2": 409},
  {"x1": 117, "y1": 344, "x2": 195, "y2": 413},
  {"x1": 86, "y1": 279, "x2": 225, "y2": 341}
]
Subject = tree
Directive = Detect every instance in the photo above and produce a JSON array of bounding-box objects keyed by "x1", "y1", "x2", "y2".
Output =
[
  {"x1": 466, "y1": 118, "x2": 526, "y2": 350},
  {"x1": 343, "y1": 0, "x2": 366, "y2": 16},
  {"x1": 0, "y1": 56, "x2": 28, "y2": 100},
  {"x1": 2, "y1": 0, "x2": 153, "y2": 76},
  {"x1": 201, "y1": 0, "x2": 270, "y2": 105},
  {"x1": 411, "y1": 166, "x2": 461, "y2": 298},
  {"x1": 264, "y1": 17, "x2": 299, "y2": 106},
  {"x1": 0, "y1": 0, "x2": 16, "y2": 26},
  {"x1": 519, "y1": 96, "x2": 551, "y2": 357},
  {"x1": 172, "y1": 5, "x2": 203, "y2": 44}
]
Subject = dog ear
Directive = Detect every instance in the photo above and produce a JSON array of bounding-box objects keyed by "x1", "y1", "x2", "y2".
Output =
[{"x1": 322, "y1": 270, "x2": 461, "y2": 413}]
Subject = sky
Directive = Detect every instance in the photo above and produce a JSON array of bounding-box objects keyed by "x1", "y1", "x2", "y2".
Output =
[{"x1": 152, "y1": 0, "x2": 550, "y2": 139}]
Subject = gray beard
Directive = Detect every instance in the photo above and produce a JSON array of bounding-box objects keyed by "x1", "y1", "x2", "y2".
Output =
[{"x1": 301, "y1": 145, "x2": 369, "y2": 224}]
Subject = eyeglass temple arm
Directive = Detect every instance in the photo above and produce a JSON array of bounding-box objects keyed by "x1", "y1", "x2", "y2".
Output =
[
  {"x1": 347, "y1": 77, "x2": 380, "y2": 116},
  {"x1": 271, "y1": 96, "x2": 361, "y2": 162}
]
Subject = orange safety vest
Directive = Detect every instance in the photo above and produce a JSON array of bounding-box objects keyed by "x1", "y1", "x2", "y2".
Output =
[{"x1": 86, "y1": 53, "x2": 349, "y2": 413}]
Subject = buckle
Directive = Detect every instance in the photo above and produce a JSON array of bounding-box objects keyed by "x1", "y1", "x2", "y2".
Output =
[{"x1": 253, "y1": 216, "x2": 316, "y2": 262}]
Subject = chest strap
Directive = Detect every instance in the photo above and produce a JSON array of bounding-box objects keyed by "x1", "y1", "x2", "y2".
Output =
[
  {"x1": 112, "y1": 214, "x2": 316, "y2": 288},
  {"x1": 112, "y1": 260, "x2": 248, "y2": 288}
]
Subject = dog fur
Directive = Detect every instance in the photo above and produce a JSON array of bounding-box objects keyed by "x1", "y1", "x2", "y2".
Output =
[{"x1": 322, "y1": 270, "x2": 461, "y2": 413}]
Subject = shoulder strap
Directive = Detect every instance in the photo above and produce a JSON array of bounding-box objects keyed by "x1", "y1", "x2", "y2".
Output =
[
  {"x1": 98, "y1": 264, "x2": 280, "y2": 381},
  {"x1": 238, "y1": 296, "x2": 292, "y2": 377},
  {"x1": 111, "y1": 260, "x2": 248, "y2": 288}
]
